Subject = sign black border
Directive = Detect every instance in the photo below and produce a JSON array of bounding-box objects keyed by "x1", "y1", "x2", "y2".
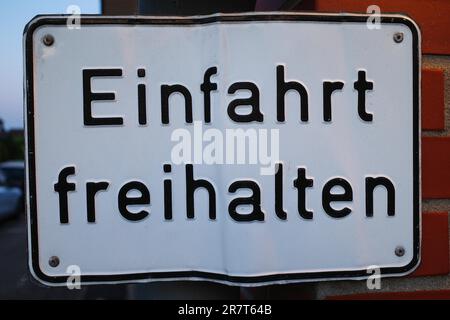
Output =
[{"x1": 24, "y1": 13, "x2": 421, "y2": 285}]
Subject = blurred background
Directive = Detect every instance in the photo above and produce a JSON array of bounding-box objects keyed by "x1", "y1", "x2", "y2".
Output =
[{"x1": 0, "y1": 0, "x2": 128, "y2": 300}]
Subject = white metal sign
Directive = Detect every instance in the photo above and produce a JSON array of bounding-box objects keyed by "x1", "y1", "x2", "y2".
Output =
[{"x1": 24, "y1": 13, "x2": 420, "y2": 286}]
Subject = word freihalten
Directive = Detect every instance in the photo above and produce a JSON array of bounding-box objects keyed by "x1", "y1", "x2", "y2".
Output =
[{"x1": 53, "y1": 65, "x2": 396, "y2": 224}]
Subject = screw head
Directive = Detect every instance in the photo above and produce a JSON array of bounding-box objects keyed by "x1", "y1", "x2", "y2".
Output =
[
  {"x1": 48, "y1": 256, "x2": 60, "y2": 267},
  {"x1": 395, "y1": 246, "x2": 405, "y2": 257},
  {"x1": 42, "y1": 34, "x2": 54, "y2": 46},
  {"x1": 393, "y1": 32, "x2": 404, "y2": 43}
]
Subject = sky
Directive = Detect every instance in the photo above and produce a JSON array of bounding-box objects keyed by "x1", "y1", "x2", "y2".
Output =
[{"x1": 0, "y1": 1, "x2": 100, "y2": 130}]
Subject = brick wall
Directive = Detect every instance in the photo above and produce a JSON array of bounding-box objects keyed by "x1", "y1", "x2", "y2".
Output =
[{"x1": 290, "y1": 0, "x2": 450, "y2": 300}]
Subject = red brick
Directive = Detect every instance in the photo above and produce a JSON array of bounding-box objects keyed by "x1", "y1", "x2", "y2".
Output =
[
  {"x1": 411, "y1": 212, "x2": 449, "y2": 277},
  {"x1": 422, "y1": 137, "x2": 450, "y2": 199},
  {"x1": 328, "y1": 290, "x2": 450, "y2": 300},
  {"x1": 309, "y1": 0, "x2": 450, "y2": 55},
  {"x1": 422, "y1": 68, "x2": 445, "y2": 131}
]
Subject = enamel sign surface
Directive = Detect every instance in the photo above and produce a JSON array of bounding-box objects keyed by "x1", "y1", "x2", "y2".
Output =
[{"x1": 24, "y1": 14, "x2": 420, "y2": 286}]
